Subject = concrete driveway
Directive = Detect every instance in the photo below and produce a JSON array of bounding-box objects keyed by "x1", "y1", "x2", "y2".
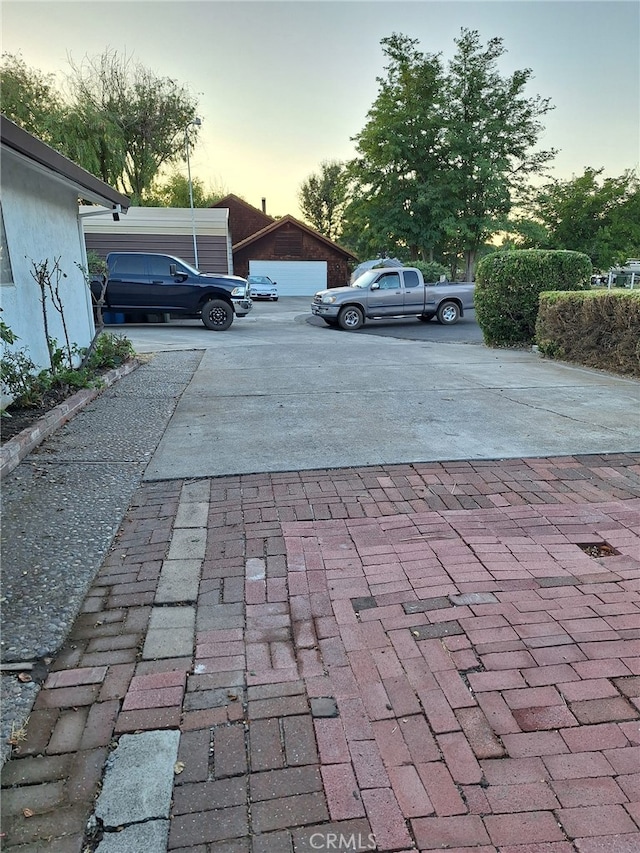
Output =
[{"x1": 117, "y1": 299, "x2": 640, "y2": 481}]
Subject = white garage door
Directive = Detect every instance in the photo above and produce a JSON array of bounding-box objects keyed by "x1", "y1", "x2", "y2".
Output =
[{"x1": 249, "y1": 260, "x2": 327, "y2": 296}]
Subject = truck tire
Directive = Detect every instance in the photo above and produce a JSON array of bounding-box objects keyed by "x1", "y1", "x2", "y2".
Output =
[
  {"x1": 436, "y1": 301, "x2": 460, "y2": 325},
  {"x1": 418, "y1": 313, "x2": 435, "y2": 322},
  {"x1": 201, "y1": 299, "x2": 233, "y2": 331},
  {"x1": 338, "y1": 305, "x2": 364, "y2": 330}
]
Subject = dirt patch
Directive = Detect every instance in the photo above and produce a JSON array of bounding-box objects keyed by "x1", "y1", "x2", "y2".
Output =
[
  {"x1": 1, "y1": 388, "x2": 72, "y2": 444},
  {"x1": 577, "y1": 542, "x2": 621, "y2": 558}
]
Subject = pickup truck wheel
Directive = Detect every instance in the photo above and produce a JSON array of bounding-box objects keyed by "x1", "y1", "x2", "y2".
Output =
[
  {"x1": 338, "y1": 305, "x2": 364, "y2": 330},
  {"x1": 201, "y1": 299, "x2": 233, "y2": 331},
  {"x1": 437, "y1": 301, "x2": 460, "y2": 325},
  {"x1": 418, "y1": 313, "x2": 435, "y2": 322}
]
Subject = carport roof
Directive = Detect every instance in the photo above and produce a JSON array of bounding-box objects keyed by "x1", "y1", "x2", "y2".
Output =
[
  {"x1": 232, "y1": 214, "x2": 357, "y2": 259},
  {"x1": 1, "y1": 115, "x2": 130, "y2": 211}
]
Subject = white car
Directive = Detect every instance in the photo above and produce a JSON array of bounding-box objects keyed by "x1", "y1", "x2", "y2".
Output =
[{"x1": 248, "y1": 275, "x2": 278, "y2": 301}]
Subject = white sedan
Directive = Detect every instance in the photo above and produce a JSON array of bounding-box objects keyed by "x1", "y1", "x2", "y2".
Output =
[{"x1": 248, "y1": 275, "x2": 278, "y2": 301}]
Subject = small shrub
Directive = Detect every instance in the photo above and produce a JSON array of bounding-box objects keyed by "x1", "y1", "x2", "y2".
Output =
[
  {"x1": 475, "y1": 249, "x2": 592, "y2": 347},
  {"x1": 536, "y1": 289, "x2": 640, "y2": 377},
  {"x1": 86, "y1": 250, "x2": 108, "y2": 277},
  {"x1": 0, "y1": 309, "x2": 17, "y2": 346},
  {"x1": 2, "y1": 331, "x2": 135, "y2": 412},
  {"x1": 85, "y1": 332, "x2": 135, "y2": 371},
  {"x1": 1, "y1": 346, "x2": 43, "y2": 407}
]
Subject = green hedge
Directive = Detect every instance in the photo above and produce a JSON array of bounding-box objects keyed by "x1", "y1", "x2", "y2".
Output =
[
  {"x1": 475, "y1": 250, "x2": 592, "y2": 346},
  {"x1": 536, "y1": 289, "x2": 640, "y2": 377}
]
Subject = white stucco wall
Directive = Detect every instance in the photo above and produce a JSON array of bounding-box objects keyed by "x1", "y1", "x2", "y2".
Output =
[{"x1": 1, "y1": 152, "x2": 95, "y2": 375}]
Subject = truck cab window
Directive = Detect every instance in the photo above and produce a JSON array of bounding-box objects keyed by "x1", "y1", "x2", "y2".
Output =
[
  {"x1": 379, "y1": 273, "x2": 400, "y2": 290},
  {"x1": 111, "y1": 255, "x2": 146, "y2": 276},
  {"x1": 148, "y1": 255, "x2": 173, "y2": 277},
  {"x1": 403, "y1": 270, "x2": 420, "y2": 288}
]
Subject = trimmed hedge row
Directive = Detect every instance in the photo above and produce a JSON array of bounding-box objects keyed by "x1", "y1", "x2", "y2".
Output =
[
  {"x1": 536, "y1": 289, "x2": 640, "y2": 377},
  {"x1": 475, "y1": 250, "x2": 592, "y2": 346}
]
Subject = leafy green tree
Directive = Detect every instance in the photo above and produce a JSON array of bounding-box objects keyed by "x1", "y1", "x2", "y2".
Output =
[
  {"x1": 57, "y1": 101, "x2": 128, "y2": 189},
  {"x1": 598, "y1": 181, "x2": 640, "y2": 268},
  {"x1": 344, "y1": 30, "x2": 556, "y2": 279},
  {"x1": 0, "y1": 52, "x2": 63, "y2": 141},
  {"x1": 441, "y1": 29, "x2": 556, "y2": 279},
  {"x1": 533, "y1": 168, "x2": 640, "y2": 270},
  {"x1": 497, "y1": 217, "x2": 552, "y2": 250},
  {"x1": 345, "y1": 34, "x2": 446, "y2": 262},
  {"x1": 298, "y1": 160, "x2": 350, "y2": 241},
  {"x1": 145, "y1": 171, "x2": 227, "y2": 208}
]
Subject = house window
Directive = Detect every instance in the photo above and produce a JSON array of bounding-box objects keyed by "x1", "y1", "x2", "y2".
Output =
[{"x1": 0, "y1": 206, "x2": 14, "y2": 286}]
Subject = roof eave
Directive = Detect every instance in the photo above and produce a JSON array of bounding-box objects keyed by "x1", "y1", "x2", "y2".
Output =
[{"x1": 1, "y1": 115, "x2": 130, "y2": 211}]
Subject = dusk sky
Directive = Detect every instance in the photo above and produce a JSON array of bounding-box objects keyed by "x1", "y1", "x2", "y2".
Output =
[{"x1": 3, "y1": 1, "x2": 639, "y2": 218}]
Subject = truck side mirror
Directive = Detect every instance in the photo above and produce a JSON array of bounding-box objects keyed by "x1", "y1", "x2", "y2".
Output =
[
  {"x1": 170, "y1": 264, "x2": 177, "y2": 276},
  {"x1": 370, "y1": 282, "x2": 380, "y2": 290}
]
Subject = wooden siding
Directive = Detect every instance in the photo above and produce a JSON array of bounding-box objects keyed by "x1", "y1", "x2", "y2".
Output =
[
  {"x1": 81, "y1": 205, "x2": 232, "y2": 273},
  {"x1": 84, "y1": 232, "x2": 229, "y2": 273},
  {"x1": 234, "y1": 223, "x2": 352, "y2": 289},
  {"x1": 211, "y1": 195, "x2": 273, "y2": 245},
  {"x1": 274, "y1": 230, "x2": 303, "y2": 256},
  {"x1": 81, "y1": 205, "x2": 229, "y2": 236}
]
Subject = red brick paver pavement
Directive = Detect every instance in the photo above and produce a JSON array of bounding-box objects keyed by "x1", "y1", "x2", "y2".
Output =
[{"x1": 2, "y1": 455, "x2": 640, "y2": 851}]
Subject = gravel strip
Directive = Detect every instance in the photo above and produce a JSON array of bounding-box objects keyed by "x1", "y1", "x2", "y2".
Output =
[{"x1": 0, "y1": 349, "x2": 203, "y2": 765}]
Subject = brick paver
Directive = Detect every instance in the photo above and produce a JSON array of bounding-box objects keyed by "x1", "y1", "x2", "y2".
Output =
[{"x1": 2, "y1": 455, "x2": 639, "y2": 851}]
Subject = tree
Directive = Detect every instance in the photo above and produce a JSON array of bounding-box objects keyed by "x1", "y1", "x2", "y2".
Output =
[
  {"x1": 65, "y1": 50, "x2": 200, "y2": 203},
  {"x1": 2, "y1": 51, "x2": 201, "y2": 205},
  {"x1": 496, "y1": 217, "x2": 552, "y2": 250},
  {"x1": 1, "y1": 52, "x2": 127, "y2": 187},
  {"x1": 298, "y1": 160, "x2": 350, "y2": 241},
  {"x1": 344, "y1": 34, "x2": 446, "y2": 261},
  {"x1": 344, "y1": 30, "x2": 556, "y2": 278},
  {"x1": 441, "y1": 29, "x2": 556, "y2": 279},
  {"x1": 145, "y1": 171, "x2": 227, "y2": 208},
  {"x1": 57, "y1": 101, "x2": 128, "y2": 189},
  {"x1": 0, "y1": 52, "x2": 63, "y2": 141},
  {"x1": 532, "y1": 168, "x2": 640, "y2": 270}
]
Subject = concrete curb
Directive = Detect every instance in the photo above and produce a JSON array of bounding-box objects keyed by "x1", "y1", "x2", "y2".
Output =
[{"x1": 0, "y1": 359, "x2": 140, "y2": 480}]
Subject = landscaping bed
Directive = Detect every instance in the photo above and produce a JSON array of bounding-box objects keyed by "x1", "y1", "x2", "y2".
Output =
[{"x1": 1, "y1": 387, "x2": 73, "y2": 444}]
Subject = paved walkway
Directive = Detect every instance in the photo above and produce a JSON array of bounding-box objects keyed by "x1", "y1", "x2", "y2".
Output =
[{"x1": 2, "y1": 452, "x2": 640, "y2": 851}]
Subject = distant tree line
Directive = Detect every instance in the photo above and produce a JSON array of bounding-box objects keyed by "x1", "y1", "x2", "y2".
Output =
[
  {"x1": 3, "y1": 39, "x2": 638, "y2": 275},
  {"x1": 298, "y1": 30, "x2": 640, "y2": 278}
]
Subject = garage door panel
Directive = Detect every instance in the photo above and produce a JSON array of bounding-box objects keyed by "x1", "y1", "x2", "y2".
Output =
[{"x1": 249, "y1": 261, "x2": 327, "y2": 296}]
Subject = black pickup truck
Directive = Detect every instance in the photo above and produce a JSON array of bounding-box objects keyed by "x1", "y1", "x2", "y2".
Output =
[{"x1": 91, "y1": 252, "x2": 253, "y2": 330}]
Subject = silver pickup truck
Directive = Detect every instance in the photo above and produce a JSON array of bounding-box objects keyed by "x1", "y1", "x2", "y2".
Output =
[{"x1": 311, "y1": 267, "x2": 475, "y2": 330}]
